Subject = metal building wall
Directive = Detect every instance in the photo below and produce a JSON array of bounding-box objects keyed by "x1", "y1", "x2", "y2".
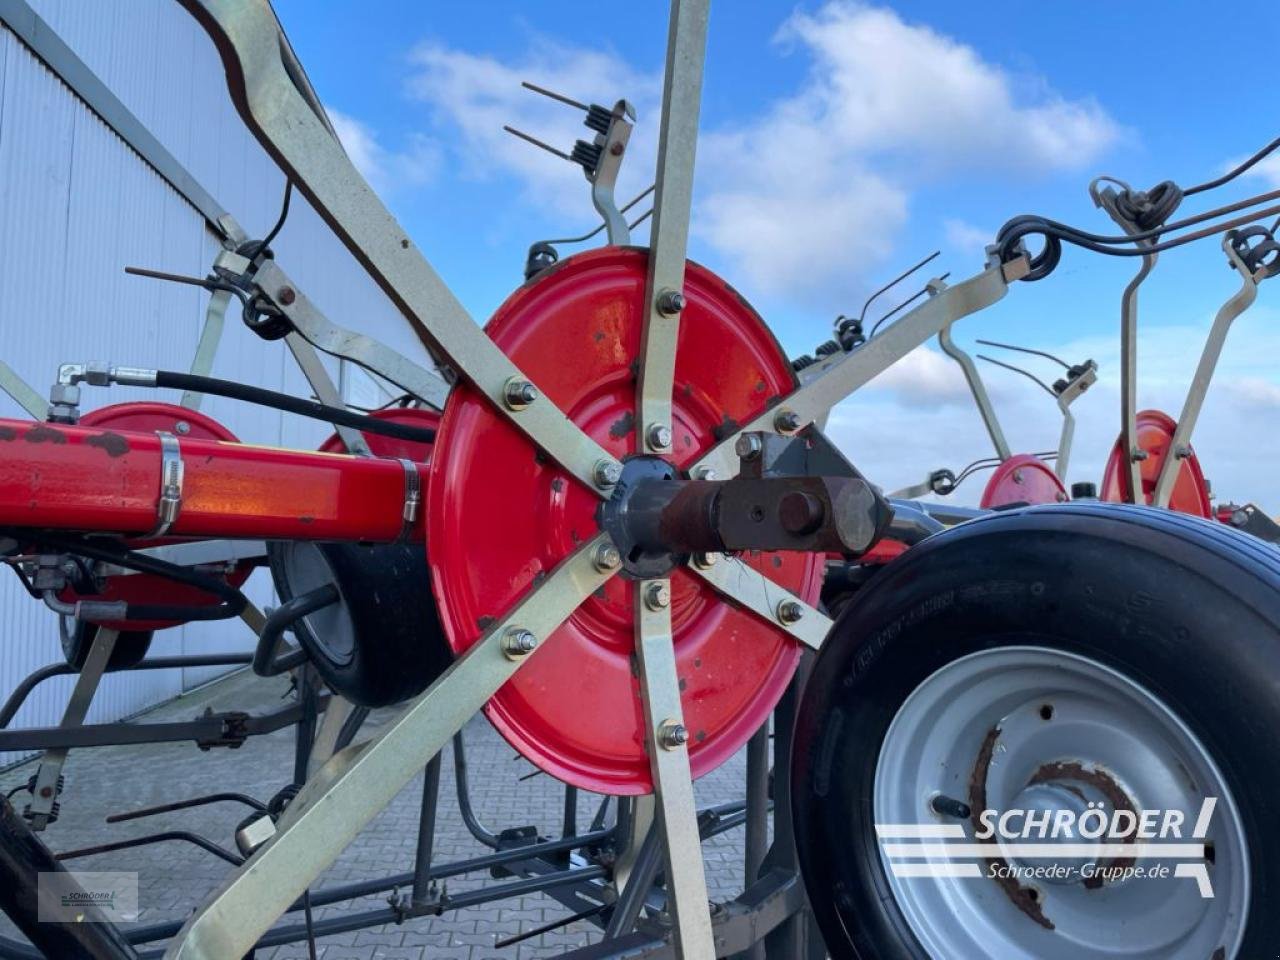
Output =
[{"x1": 0, "y1": 0, "x2": 436, "y2": 756}]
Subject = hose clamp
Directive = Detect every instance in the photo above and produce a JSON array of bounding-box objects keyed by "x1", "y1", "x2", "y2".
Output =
[
  {"x1": 150, "y1": 431, "x2": 185, "y2": 538},
  {"x1": 397, "y1": 458, "x2": 421, "y2": 543}
]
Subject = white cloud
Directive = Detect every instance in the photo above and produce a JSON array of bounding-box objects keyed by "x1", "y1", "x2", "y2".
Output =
[
  {"x1": 1240, "y1": 153, "x2": 1280, "y2": 188},
  {"x1": 404, "y1": 41, "x2": 660, "y2": 220},
  {"x1": 861, "y1": 345, "x2": 984, "y2": 408},
  {"x1": 694, "y1": 2, "x2": 1116, "y2": 303},
  {"x1": 397, "y1": 4, "x2": 1118, "y2": 305},
  {"x1": 329, "y1": 108, "x2": 441, "y2": 195}
]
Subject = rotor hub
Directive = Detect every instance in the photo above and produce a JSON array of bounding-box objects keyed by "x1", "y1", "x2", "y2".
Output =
[{"x1": 428, "y1": 247, "x2": 821, "y2": 794}]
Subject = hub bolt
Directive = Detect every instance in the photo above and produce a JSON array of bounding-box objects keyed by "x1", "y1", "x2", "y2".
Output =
[
  {"x1": 593, "y1": 459, "x2": 622, "y2": 488},
  {"x1": 503, "y1": 377, "x2": 538, "y2": 411},
  {"x1": 691, "y1": 552, "x2": 718, "y2": 569},
  {"x1": 774, "y1": 409, "x2": 804, "y2": 433},
  {"x1": 735, "y1": 433, "x2": 763, "y2": 460},
  {"x1": 776, "y1": 599, "x2": 805, "y2": 624},
  {"x1": 502, "y1": 627, "x2": 539, "y2": 660},
  {"x1": 644, "y1": 582, "x2": 671, "y2": 610},
  {"x1": 657, "y1": 719, "x2": 689, "y2": 750},
  {"x1": 647, "y1": 422, "x2": 673, "y2": 452},
  {"x1": 656, "y1": 289, "x2": 686, "y2": 317},
  {"x1": 592, "y1": 543, "x2": 622, "y2": 572}
]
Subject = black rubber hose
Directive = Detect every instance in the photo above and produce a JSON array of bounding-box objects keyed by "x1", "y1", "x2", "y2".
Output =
[{"x1": 152, "y1": 371, "x2": 436, "y2": 444}]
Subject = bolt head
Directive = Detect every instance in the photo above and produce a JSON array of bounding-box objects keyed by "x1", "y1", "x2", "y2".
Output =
[
  {"x1": 656, "y1": 289, "x2": 686, "y2": 316},
  {"x1": 175, "y1": 420, "x2": 191, "y2": 435},
  {"x1": 691, "y1": 466, "x2": 716, "y2": 481},
  {"x1": 691, "y1": 552, "x2": 718, "y2": 570},
  {"x1": 644, "y1": 582, "x2": 671, "y2": 610},
  {"x1": 502, "y1": 627, "x2": 538, "y2": 659},
  {"x1": 592, "y1": 543, "x2": 622, "y2": 572},
  {"x1": 776, "y1": 599, "x2": 805, "y2": 625},
  {"x1": 657, "y1": 719, "x2": 689, "y2": 750},
  {"x1": 503, "y1": 377, "x2": 538, "y2": 411},
  {"x1": 610, "y1": 141, "x2": 625, "y2": 156},
  {"x1": 735, "y1": 433, "x2": 763, "y2": 460},
  {"x1": 593, "y1": 459, "x2": 622, "y2": 488},
  {"x1": 774, "y1": 409, "x2": 803, "y2": 433},
  {"x1": 277, "y1": 286, "x2": 296, "y2": 305},
  {"x1": 647, "y1": 423, "x2": 673, "y2": 451}
]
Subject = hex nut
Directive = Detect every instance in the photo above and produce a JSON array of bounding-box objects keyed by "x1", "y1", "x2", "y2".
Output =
[
  {"x1": 657, "y1": 719, "x2": 689, "y2": 750},
  {"x1": 594, "y1": 459, "x2": 623, "y2": 488},
  {"x1": 656, "y1": 289, "x2": 686, "y2": 317},
  {"x1": 644, "y1": 582, "x2": 671, "y2": 610},
  {"x1": 593, "y1": 543, "x2": 622, "y2": 572},
  {"x1": 503, "y1": 377, "x2": 538, "y2": 411},
  {"x1": 776, "y1": 599, "x2": 805, "y2": 625},
  {"x1": 647, "y1": 423, "x2": 673, "y2": 451},
  {"x1": 502, "y1": 627, "x2": 539, "y2": 659},
  {"x1": 735, "y1": 433, "x2": 763, "y2": 460},
  {"x1": 774, "y1": 409, "x2": 803, "y2": 433}
]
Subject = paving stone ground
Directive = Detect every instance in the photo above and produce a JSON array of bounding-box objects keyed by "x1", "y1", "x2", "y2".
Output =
[{"x1": 0, "y1": 668, "x2": 763, "y2": 958}]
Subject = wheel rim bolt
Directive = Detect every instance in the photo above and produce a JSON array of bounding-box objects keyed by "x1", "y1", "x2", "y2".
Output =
[
  {"x1": 776, "y1": 599, "x2": 804, "y2": 624},
  {"x1": 592, "y1": 543, "x2": 622, "y2": 572},
  {"x1": 503, "y1": 377, "x2": 538, "y2": 410},
  {"x1": 930, "y1": 794, "x2": 972, "y2": 820},
  {"x1": 644, "y1": 582, "x2": 671, "y2": 610},
  {"x1": 593, "y1": 459, "x2": 622, "y2": 488},
  {"x1": 647, "y1": 423, "x2": 673, "y2": 451},
  {"x1": 502, "y1": 627, "x2": 539, "y2": 659},
  {"x1": 658, "y1": 719, "x2": 689, "y2": 750}
]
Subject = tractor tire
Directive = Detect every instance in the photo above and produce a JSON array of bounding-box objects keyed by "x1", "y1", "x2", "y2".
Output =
[
  {"x1": 268, "y1": 541, "x2": 451, "y2": 708},
  {"x1": 793, "y1": 502, "x2": 1280, "y2": 960}
]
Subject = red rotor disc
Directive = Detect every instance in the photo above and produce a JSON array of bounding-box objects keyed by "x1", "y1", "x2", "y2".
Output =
[
  {"x1": 1100, "y1": 409, "x2": 1211, "y2": 517},
  {"x1": 428, "y1": 247, "x2": 823, "y2": 794},
  {"x1": 63, "y1": 402, "x2": 251, "y2": 630},
  {"x1": 980, "y1": 453, "x2": 1066, "y2": 509},
  {"x1": 318, "y1": 407, "x2": 438, "y2": 462}
]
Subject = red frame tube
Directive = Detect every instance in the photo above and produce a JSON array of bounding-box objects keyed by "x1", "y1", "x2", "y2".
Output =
[{"x1": 0, "y1": 418, "x2": 422, "y2": 543}]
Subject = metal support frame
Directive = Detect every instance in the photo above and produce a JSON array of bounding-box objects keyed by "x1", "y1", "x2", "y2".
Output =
[
  {"x1": 164, "y1": 533, "x2": 617, "y2": 959},
  {"x1": 23, "y1": 628, "x2": 118, "y2": 829},
  {"x1": 256, "y1": 260, "x2": 450, "y2": 411},
  {"x1": 1094, "y1": 185, "x2": 1158, "y2": 502},
  {"x1": 0, "y1": 361, "x2": 47, "y2": 420},
  {"x1": 634, "y1": 579, "x2": 715, "y2": 957},
  {"x1": 1151, "y1": 236, "x2": 1264, "y2": 507},
  {"x1": 938, "y1": 324, "x2": 1011, "y2": 461},
  {"x1": 179, "y1": 0, "x2": 620, "y2": 496},
  {"x1": 1052, "y1": 360, "x2": 1097, "y2": 481},
  {"x1": 636, "y1": 0, "x2": 710, "y2": 454},
  {"x1": 689, "y1": 257, "x2": 1028, "y2": 482}
]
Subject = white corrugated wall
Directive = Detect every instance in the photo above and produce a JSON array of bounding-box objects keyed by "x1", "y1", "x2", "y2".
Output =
[{"x1": 0, "y1": 0, "x2": 438, "y2": 758}]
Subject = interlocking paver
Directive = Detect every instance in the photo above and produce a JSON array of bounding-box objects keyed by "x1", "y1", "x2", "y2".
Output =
[{"x1": 0, "y1": 665, "x2": 759, "y2": 956}]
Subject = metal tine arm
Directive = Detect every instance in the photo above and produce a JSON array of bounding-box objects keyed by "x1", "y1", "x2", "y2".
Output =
[
  {"x1": 939, "y1": 325, "x2": 1011, "y2": 460},
  {"x1": 1093, "y1": 178, "x2": 1160, "y2": 501},
  {"x1": 164, "y1": 533, "x2": 619, "y2": 959},
  {"x1": 1152, "y1": 234, "x2": 1268, "y2": 507},
  {"x1": 179, "y1": 0, "x2": 619, "y2": 497}
]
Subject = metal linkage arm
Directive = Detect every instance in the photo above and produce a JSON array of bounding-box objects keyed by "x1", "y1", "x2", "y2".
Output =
[
  {"x1": 1093, "y1": 183, "x2": 1159, "y2": 502},
  {"x1": 691, "y1": 257, "x2": 1030, "y2": 481},
  {"x1": 255, "y1": 261, "x2": 450, "y2": 412},
  {"x1": 1151, "y1": 236, "x2": 1266, "y2": 507},
  {"x1": 179, "y1": 0, "x2": 620, "y2": 496},
  {"x1": 165, "y1": 534, "x2": 619, "y2": 960},
  {"x1": 938, "y1": 323, "x2": 1010, "y2": 461},
  {"x1": 636, "y1": 0, "x2": 711, "y2": 456},
  {"x1": 0, "y1": 361, "x2": 49, "y2": 420}
]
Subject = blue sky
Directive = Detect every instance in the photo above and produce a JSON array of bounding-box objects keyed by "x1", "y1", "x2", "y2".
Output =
[{"x1": 274, "y1": 1, "x2": 1280, "y2": 506}]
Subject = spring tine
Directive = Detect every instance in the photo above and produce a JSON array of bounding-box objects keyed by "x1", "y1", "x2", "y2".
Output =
[
  {"x1": 520, "y1": 80, "x2": 590, "y2": 113},
  {"x1": 869, "y1": 273, "x2": 951, "y2": 339},
  {"x1": 502, "y1": 125, "x2": 574, "y2": 162},
  {"x1": 974, "y1": 338, "x2": 1071, "y2": 369},
  {"x1": 977, "y1": 354, "x2": 1057, "y2": 397},
  {"x1": 858, "y1": 250, "x2": 942, "y2": 326}
]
